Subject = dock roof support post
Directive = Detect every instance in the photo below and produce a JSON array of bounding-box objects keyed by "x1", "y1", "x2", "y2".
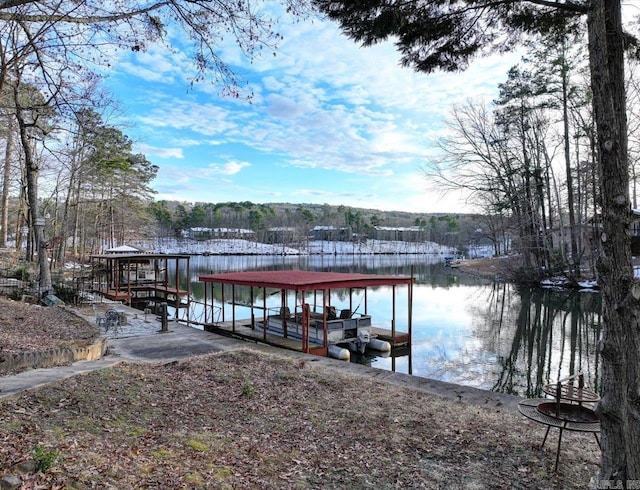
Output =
[
  {"x1": 186, "y1": 256, "x2": 191, "y2": 325},
  {"x1": 281, "y1": 289, "x2": 288, "y2": 338},
  {"x1": 262, "y1": 287, "x2": 267, "y2": 341},
  {"x1": 231, "y1": 285, "x2": 236, "y2": 332},
  {"x1": 221, "y1": 283, "x2": 226, "y2": 323},
  {"x1": 111, "y1": 258, "x2": 117, "y2": 294},
  {"x1": 170, "y1": 257, "x2": 174, "y2": 289},
  {"x1": 263, "y1": 287, "x2": 267, "y2": 341},
  {"x1": 302, "y1": 302, "x2": 310, "y2": 354},
  {"x1": 125, "y1": 258, "x2": 132, "y2": 306},
  {"x1": 392, "y1": 285, "x2": 396, "y2": 338},
  {"x1": 204, "y1": 280, "x2": 209, "y2": 324},
  {"x1": 408, "y1": 269, "x2": 414, "y2": 375},
  {"x1": 322, "y1": 289, "x2": 328, "y2": 351},
  {"x1": 250, "y1": 286, "x2": 254, "y2": 329},
  {"x1": 173, "y1": 257, "x2": 179, "y2": 313}
]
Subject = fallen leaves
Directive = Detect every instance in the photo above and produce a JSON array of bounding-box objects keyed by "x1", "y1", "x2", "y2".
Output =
[
  {"x1": 0, "y1": 297, "x2": 99, "y2": 357},
  {"x1": 0, "y1": 349, "x2": 600, "y2": 489}
]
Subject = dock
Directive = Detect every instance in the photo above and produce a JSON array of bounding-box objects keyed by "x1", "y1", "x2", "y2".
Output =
[
  {"x1": 201, "y1": 318, "x2": 409, "y2": 355},
  {"x1": 90, "y1": 252, "x2": 191, "y2": 312}
]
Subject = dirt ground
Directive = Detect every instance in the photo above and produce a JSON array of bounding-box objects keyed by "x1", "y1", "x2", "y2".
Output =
[
  {"x1": 0, "y1": 297, "x2": 601, "y2": 489},
  {"x1": 454, "y1": 256, "x2": 524, "y2": 281}
]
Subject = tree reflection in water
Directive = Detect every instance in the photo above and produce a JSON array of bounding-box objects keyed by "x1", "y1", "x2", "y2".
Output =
[
  {"x1": 476, "y1": 284, "x2": 601, "y2": 397},
  {"x1": 172, "y1": 255, "x2": 602, "y2": 396}
]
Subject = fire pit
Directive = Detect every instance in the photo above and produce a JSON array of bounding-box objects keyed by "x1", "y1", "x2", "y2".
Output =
[
  {"x1": 536, "y1": 402, "x2": 599, "y2": 423},
  {"x1": 518, "y1": 372, "x2": 601, "y2": 471}
]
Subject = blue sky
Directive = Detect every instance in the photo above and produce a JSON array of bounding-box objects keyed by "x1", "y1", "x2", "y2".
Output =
[{"x1": 104, "y1": 7, "x2": 521, "y2": 214}]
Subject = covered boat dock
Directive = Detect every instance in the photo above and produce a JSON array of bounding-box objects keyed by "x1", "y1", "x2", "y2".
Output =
[
  {"x1": 197, "y1": 270, "x2": 413, "y2": 359},
  {"x1": 90, "y1": 252, "x2": 191, "y2": 314}
]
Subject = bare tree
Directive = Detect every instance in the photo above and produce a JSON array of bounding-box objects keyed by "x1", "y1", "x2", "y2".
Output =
[{"x1": 0, "y1": 0, "x2": 311, "y2": 278}]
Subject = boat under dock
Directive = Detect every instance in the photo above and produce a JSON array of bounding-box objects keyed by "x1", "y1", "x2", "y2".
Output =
[{"x1": 197, "y1": 270, "x2": 414, "y2": 360}]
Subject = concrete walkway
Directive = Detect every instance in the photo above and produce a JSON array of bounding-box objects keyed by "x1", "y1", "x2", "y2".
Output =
[{"x1": 0, "y1": 305, "x2": 522, "y2": 411}]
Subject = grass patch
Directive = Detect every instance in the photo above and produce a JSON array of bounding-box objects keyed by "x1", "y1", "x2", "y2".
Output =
[
  {"x1": 33, "y1": 445, "x2": 60, "y2": 472},
  {"x1": 187, "y1": 439, "x2": 209, "y2": 452}
]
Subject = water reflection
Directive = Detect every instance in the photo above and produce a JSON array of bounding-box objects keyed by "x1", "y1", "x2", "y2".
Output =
[
  {"x1": 472, "y1": 285, "x2": 601, "y2": 396},
  {"x1": 169, "y1": 255, "x2": 601, "y2": 396}
]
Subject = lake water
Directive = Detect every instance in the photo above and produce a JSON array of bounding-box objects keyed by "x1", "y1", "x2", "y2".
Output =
[{"x1": 169, "y1": 254, "x2": 601, "y2": 397}]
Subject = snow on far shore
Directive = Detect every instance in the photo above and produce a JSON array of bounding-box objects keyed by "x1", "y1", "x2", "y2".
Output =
[{"x1": 131, "y1": 238, "x2": 456, "y2": 255}]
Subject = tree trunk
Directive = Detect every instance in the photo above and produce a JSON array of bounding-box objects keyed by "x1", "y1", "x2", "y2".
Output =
[
  {"x1": 71, "y1": 175, "x2": 83, "y2": 257},
  {"x1": 562, "y1": 61, "x2": 580, "y2": 278},
  {"x1": 12, "y1": 84, "x2": 52, "y2": 295},
  {"x1": 588, "y1": 0, "x2": 640, "y2": 485},
  {"x1": 0, "y1": 115, "x2": 14, "y2": 248}
]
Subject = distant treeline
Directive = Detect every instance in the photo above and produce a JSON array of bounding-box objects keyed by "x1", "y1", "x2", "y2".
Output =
[{"x1": 147, "y1": 200, "x2": 496, "y2": 253}]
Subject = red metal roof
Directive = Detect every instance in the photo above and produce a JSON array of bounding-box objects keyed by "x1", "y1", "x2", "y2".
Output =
[{"x1": 198, "y1": 269, "x2": 413, "y2": 291}]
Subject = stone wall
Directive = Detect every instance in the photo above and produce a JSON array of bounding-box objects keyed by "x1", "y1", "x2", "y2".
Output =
[{"x1": 0, "y1": 337, "x2": 107, "y2": 375}]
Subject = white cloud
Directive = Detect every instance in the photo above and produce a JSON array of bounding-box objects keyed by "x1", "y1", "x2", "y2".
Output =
[
  {"x1": 134, "y1": 143, "x2": 184, "y2": 159},
  {"x1": 135, "y1": 98, "x2": 237, "y2": 137},
  {"x1": 106, "y1": 6, "x2": 521, "y2": 214},
  {"x1": 173, "y1": 138, "x2": 203, "y2": 147},
  {"x1": 205, "y1": 161, "x2": 251, "y2": 175}
]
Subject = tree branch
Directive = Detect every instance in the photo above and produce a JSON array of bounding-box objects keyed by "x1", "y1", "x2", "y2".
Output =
[{"x1": 0, "y1": 1, "x2": 172, "y2": 23}]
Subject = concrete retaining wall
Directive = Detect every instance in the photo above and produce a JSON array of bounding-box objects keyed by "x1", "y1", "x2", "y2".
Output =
[{"x1": 0, "y1": 337, "x2": 107, "y2": 375}]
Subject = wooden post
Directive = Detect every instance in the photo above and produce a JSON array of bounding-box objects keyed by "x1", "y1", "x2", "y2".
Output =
[
  {"x1": 281, "y1": 289, "x2": 288, "y2": 338},
  {"x1": 392, "y1": 285, "x2": 396, "y2": 338},
  {"x1": 263, "y1": 287, "x2": 267, "y2": 341},
  {"x1": 262, "y1": 287, "x2": 267, "y2": 337},
  {"x1": 160, "y1": 302, "x2": 168, "y2": 333},
  {"x1": 185, "y1": 257, "x2": 191, "y2": 325},
  {"x1": 408, "y1": 270, "x2": 413, "y2": 375},
  {"x1": 204, "y1": 280, "x2": 208, "y2": 324}
]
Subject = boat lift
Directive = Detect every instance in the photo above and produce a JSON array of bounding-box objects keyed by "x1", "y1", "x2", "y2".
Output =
[{"x1": 197, "y1": 270, "x2": 413, "y2": 360}]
